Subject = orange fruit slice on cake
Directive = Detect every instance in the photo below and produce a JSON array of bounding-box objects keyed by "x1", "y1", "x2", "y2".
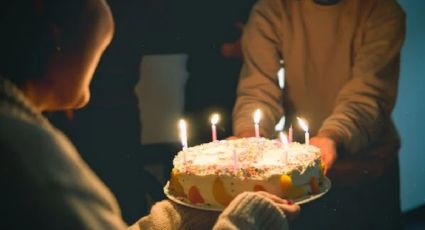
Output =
[{"x1": 213, "y1": 177, "x2": 234, "y2": 206}]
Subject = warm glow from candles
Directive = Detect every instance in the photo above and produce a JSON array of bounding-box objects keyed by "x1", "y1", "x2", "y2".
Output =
[
  {"x1": 210, "y1": 113, "x2": 220, "y2": 142},
  {"x1": 297, "y1": 117, "x2": 309, "y2": 132},
  {"x1": 254, "y1": 109, "x2": 262, "y2": 124},
  {"x1": 275, "y1": 116, "x2": 285, "y2": 132},
  {"x1": 179, "y1": 119, "x2": 188, "y2": 149},
  {"x1": 297, "y1": 117, "x2": 309, "y2": 145},
  {"x1": 278, "y1": 59, "x2": 285, "y2": 89},
  {"x1": 211, "y1": 113, "x2": 220, "y2": 125},
  {"x1": 280, "y1": 131, "x2": 289, "y2": 146},
  {"x1": 253, "y1": 109, "x2": 262, "y2": 138}
]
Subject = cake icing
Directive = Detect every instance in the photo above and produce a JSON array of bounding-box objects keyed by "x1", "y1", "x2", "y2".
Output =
[{"x1": 169, "y1": 137, "x2": 324, "y2": 208}]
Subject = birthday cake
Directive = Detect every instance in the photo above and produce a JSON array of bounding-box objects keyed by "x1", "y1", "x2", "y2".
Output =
[{"x1": 167, "y1": 137, "x2": 325, "y2": 209}]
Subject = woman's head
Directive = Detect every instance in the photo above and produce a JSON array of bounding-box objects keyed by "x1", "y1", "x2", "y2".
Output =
[{"x1": 0, "y1": 0, "x2": 114, "y2": 111}]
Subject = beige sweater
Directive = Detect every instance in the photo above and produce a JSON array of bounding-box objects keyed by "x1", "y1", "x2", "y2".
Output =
[
  {"x1": 0, "y1": 76, "x2": 288, "y2": 229},
  {"x1": 233, "y1": 0, "x2": 405, "y2": 183}
]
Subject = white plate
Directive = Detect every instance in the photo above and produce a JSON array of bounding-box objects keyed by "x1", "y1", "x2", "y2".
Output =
[{"x1": 164, "y1": 176, "x2": 331, "y2": 211}]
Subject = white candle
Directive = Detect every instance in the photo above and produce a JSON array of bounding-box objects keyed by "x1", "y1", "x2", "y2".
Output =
[
  {"x1": 179, "y1": 119, "x2": 188, "y2": 150},
  {"x1": 297, "y1": 117, "x2": 309, "y2": 145},
  {"x1": 210, "y1": 113, "x2": 220, "y2": 142},
  {"x1": 279, "y1": 131, "x2": 289, "y2": 147},
  {"x1": 253, "y1": 109, "x2": 262, "y2": 138},
  {"x1": 279, "y1": 131, "x2": 288, "y2": 164}
]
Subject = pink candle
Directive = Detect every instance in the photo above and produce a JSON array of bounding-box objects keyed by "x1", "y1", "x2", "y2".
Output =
[
  {"x1": 253, "y1": 109, "x2": 262, "y2": 138},
  {"x1": 210, "y1": 113, "x2": 220, "y2": 142},
  {"x1": 212, "y1": 125, "x2": 217, "y2": 141},
  {"x1": 255, "y1": 124, "x2": 260, "y2": 138},
  {"x1": 233, "y1": 149, "x2": 239, "y2": 173},
  {"x1": 305, "y1": 131, "x2": 310, "y2": 145}
]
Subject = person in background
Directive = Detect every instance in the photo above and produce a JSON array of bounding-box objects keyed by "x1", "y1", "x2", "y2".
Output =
[
  {"x1": 0, "y1": 0, "x2": 299, "y2": 229},
  {"x1": 233, "y1": 0, "x2": 405, "y2": 229}
]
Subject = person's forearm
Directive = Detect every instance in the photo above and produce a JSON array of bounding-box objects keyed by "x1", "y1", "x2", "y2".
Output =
[
  {"x1": 232, "y1": 0, "x2": 284, "y2": 138},
  {"x1": 319, "y1": 1, "x2": 405, "y2": 154}
]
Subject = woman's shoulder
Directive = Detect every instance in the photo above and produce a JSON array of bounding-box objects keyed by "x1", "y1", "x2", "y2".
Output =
[
  {"x1": 0, "y1": 112, "x2": 87, "y2": 189},
  {"x1": 0, "y1": 112, "x2": 60, "y2": 158}
]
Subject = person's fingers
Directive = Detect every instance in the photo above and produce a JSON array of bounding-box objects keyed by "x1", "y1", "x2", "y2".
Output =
[
  {"x1": 278, "y1": 203, "x2": 301, "y2": 222},
  {"x1": 322, "y1": 155, "x2": 332, "y2": 175},
  {"x1": 310, "y1": 136, "x2": 337, "y2": 175},
  {"x1": 322, "y1": 151, "x2": 337, "y2": 175},
  {"x1": 321, "y1": 154, "x2": 330, "y2": 175},
  {"x1": 252, "y1": 191, "x2": 300, "y2": 222},
  {"x1": 255, "y1": 191, "x2": 289, "y2": 205}
]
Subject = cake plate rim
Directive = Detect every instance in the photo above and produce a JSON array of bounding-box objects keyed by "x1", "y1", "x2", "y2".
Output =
[{"x1": 164, "y1": 176, "x2": 331, "y2": 212}]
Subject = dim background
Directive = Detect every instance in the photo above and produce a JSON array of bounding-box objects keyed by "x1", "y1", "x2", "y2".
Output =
[
  {"x1": 395, "y1": 0, "x2": 425, "y2": 213},
  {"x1": 48, "y1": 0, "x2": 425, "y2": 225}
]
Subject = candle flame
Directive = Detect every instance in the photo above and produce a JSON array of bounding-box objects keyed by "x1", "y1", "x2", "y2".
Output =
[
  {"x1": 277, "y1": 68, "x2": 285, "y2": 89},
  {"x1": 297, "y1": 117, "x2": 309, "y2": 132},
  {"x1": 178, "y1": 119, "x2": 187, "y2": 147},
  {"x1": 253, "y1": 109, "x2": 262, "y2": 124},
  {"x1": 274, "y1": 116, "x2": 286, "y2": 131},
  {"x1": 278, "y1": 59, "x2": 285, "y2": 89},
  {"x1": 210, "y1": 113, "x2": 220, "y2": 125}
]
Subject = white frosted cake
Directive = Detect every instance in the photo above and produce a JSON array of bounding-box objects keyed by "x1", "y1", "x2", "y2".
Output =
[{"x1": 168, "y1": 137, "x2": 324, "y2": 208}]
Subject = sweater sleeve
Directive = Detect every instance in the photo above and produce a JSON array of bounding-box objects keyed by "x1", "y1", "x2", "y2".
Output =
[
  {"x1": 232, "y1": 0, "x2": 284, "y2": 137},
  {"x1": 319, "y1": 0, "x2": 405, "y2": 154},
  {"x1": 131, "y1": 200, "x2": 219, "y2": 230},
  {"x1": 213, "y1": 192, "x2": 289, "y2": 230}
]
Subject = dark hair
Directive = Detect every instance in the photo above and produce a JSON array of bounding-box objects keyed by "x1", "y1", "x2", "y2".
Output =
[{"x1": 0, "y1": 0, "x2": 85, "y2": 85}]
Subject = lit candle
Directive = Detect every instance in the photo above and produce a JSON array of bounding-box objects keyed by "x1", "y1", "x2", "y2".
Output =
[
  {"x1": 288, "y1": 125, "x2": 293, "y2": 143},
  {"x1": 210, "y1": 113, "x2": 220, "y2": 142},
  {"x1": 179, "y1": 119, "x2": 188, "y2": 150},
  {"x1": 297, "y1": 117, "x2": 309, "y2": 145},
  {"x1": 253, "y1": 109, "x2": 262, "y2": 138}
]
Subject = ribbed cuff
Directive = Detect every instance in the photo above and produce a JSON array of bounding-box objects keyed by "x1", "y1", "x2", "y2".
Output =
[{"x1": 218, "y1": 192, "x2": 288, "y2": 230}]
